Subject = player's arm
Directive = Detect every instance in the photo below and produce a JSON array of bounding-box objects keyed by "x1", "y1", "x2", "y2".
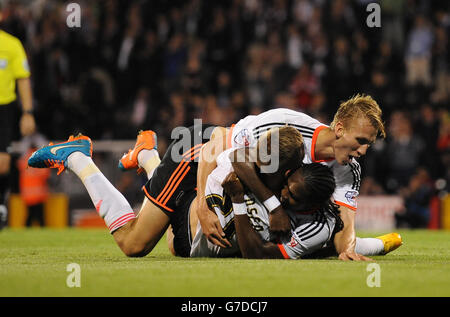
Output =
[
  {"x1": 222, "y1": 172, "x2": 284, "y2": 259},
  {"x1": 230, "y1": 148, "x2": 291, "y2": 238},
  {"x1": 196, "y1": 126, "x2": 232, "y2": 248},
  {"x1": 13, "y1": 38, "x2": 35, "y2": 137},
  {"x1": 332, "y1": 162, "x2": 371, "y2": 261},
  {"x1": 17, "y1": 78, "x2": 36, "y2": 136},
  {"x1": 333, "y1": 205, "x2": 371, "y2": 261}
]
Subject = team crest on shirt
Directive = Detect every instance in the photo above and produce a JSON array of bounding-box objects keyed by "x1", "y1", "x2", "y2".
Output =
[
  {"x1": 0, "y1": 59, "x2": 8, "y2": 69},
  {"x1": 288, "y1": 236, "x2": 298, "y2": 248},
  {"x1": 233, "y1": 129, "x2": 252, "y2": 146},
  {"x1": 345, "y1": 190, "x2": 358, "y2": 204},
  {"x1": 23, "y1": 60, "x2": 30, "y2": 72}
]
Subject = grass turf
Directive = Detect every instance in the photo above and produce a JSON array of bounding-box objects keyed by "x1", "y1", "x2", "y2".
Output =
[{"x1": 0, "y1": 228, "x2": 449, "y2": 297}]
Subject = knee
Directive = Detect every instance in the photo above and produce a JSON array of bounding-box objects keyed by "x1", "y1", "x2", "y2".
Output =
[
  {"x1": 123, "y1": 244, "x2": 150, "y2": 258},
  {"x1": 119, "y1": 239, "x2": 152, "y2": 258},
  {"x1": 114, "y1": 231, "x2": 154, "y2": 257}
]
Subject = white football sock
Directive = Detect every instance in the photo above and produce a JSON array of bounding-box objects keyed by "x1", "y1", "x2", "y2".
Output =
[
  {"x1": 67, "y1": 152, "x2": 135, "y2": 233},
  {"x1": 137, "y1": 149, "x2": 161, "y2": 179},
  {"x1": 355, "y1": 237, "x2": 385, "y2": 256}
]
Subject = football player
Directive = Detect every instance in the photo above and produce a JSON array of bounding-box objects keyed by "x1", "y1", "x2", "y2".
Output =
[
  {"x1": 196, "y1": 94, "x2": 390, "y2": 261},
  {"x1": 27, "y1": 125, "x2": 304, "y2": 257},
  {"x1": 28, "y1": 126, "x2": 401, "y2": 259},
  {"x1": 182, "y1": 145, "x2": 400, "y2": 259}
]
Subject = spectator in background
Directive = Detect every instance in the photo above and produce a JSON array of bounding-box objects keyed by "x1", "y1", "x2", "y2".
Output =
[
  {"x1": 437, "y1": 111, "x2": 450, "y2": 193},
  {"x1": 136, "y1": 30, "x2": 163, "y2": 95},
  {"x1": 405, "y1": 15, "x2": 434, "y2": 87},
  {"x1": 229, "y1": 90, "x2": 248, "y2": 123},
  {"x1": 273, "y1": 90, "x2": 297, "y2": 111},
  {"x1": 359, "y1": 176, "x2": 386, "y2": 196},
  {"x1": 130, "y1": 87, "x2": 151, "y2": 132},
  {"x1": 267, "y1": 43, "x2": 296, "y2": 100},
  {"x1": 430, "y1": 25, "x2": 449, "y2": 105},
  {"x1": 324, "y1": 0, "x2": 355, "y2": 39},
  {"x1": 214, "y1": 70, "x2": 233, "y2": 108},
  {"x1": 395, "y1": 168, "x2": 433, "y2": 229},
  {"x1": 244, "y1": 43, "x2": 270, "y2": 111},
  {"x1": 182, "y1": 39, "x2": 207, "y2": 94},
  {"x1": 415, "y1": 104, "x2": 441, "y2": 178},
  {"x1": 164, "y1": 33, "x2": 187, "y2": 92},
  {"x1": 292, "y1": 0, "x2": 314, "y2": 28},
  {"x1": 380, "y1": 0, "x2": 406, "y2": 55},
  {"x1": 289, "y1": 63, "x2": 320, "y2": 111},
  {"x1": 206, "y1": 7, "x2": 231, "y2": 76},
  {"x1": 286, "y1": 23, "x2": 303, "y2": 69},
  {"x1": 325, "y1": 36, "x2": 354, "y2": 109},
  {"x1": 351, "y1": 31, "x2": 371, "y2": 90},
  {"x1": 309, "y1": 31, "x2": 328, "y2": 81},
  {"x1": 201, "y1": 94, "x2": 230, "y2": 126},
  {"x1": 384, "y1": 111, "x2": 425, "y2": 192}
]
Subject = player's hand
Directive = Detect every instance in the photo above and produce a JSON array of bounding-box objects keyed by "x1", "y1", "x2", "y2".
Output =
[
  {"x1": 269, "y1": 206, "x2": 291, "y2": 241},
  {"x1": 338, "y1": 250, "x2": 372, "y2": 261},
  {"x1": 221, "y1": 172, "x2": 245, "y2": 201},
  {"x1": 199, "y1": 211, "x2": 232, "y2": 248},
  {"x1": 20, "y1": 113, "x2": 36, "y2": 136}
]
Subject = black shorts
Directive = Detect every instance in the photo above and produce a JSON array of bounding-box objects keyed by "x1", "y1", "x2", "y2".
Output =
[
  {"x1": 171, "y1": 190, "x2": 196, "y2": 257},
  {"x1": 142, "y1": 124, "x2": 216, "y2": 256},
  {"x1": 0, "y1": 101, "x2": 18, "y2": 153}
]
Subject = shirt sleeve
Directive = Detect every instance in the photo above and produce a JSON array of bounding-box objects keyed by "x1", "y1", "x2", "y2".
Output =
[
  {"x1": 332, "y1": 161, "x2": 360, "y2": 211},
  {"x1": 204, "y1": 152, "x2": 234, "y2": 212},
  {"x1": 11, "y1": 39, "x2": 31, "y2": 79},
  {"x1": 277, "y1": 227, "x2": 331, "y2": 259}
]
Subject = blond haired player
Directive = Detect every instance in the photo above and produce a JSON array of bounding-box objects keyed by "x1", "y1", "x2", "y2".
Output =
[
  {"x1": 0, "y1": 7, "x2": 36, "y2": 229},
  {"x1": 28, "y1": 121, "x2": 401, "y2": 259},
  {"x1": 196, "y1": 94, "x2": 400, "y2": 261}
]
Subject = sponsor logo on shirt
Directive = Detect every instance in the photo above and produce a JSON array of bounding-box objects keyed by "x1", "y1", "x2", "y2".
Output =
[
  {"x1": 288, "y1": 236, "x2": 298, "y2": 248},
  {"x1": 233, "y1": 129, "x2": 252, "y2": 147},
  {"x1": 345, "y1": 190, "x2": 358, "y2": 204}
]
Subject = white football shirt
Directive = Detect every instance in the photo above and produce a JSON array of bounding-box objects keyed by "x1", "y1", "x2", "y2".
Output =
[
  {"x1": 228, "y1": 108, "x2": 361, "y2": 211},
  {"x1": 190, "y1": 148, "x2": 337, "y2": 259}
]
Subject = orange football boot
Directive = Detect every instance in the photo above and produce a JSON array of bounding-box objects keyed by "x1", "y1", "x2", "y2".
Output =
[{"x1": 118, "y1": 130, "x2": 157, "y2": 173}]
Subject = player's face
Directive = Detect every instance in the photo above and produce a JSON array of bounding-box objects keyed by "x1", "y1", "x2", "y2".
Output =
[
  {"x1": 280, "y1": 170, "x2": 306, "y2": 212},
  {"x1": 333, "y1": 117, "x2": 377, "y2": 165}
]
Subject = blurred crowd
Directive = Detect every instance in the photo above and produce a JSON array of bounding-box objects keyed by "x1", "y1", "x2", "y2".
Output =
[{"x1": 1, "y1": 0, "x2": 449, "y2": 227}]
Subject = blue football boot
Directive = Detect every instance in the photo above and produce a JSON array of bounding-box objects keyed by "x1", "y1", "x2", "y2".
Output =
[{"x1": 28, "y1": 134, "x2": 92, "y2": 175}]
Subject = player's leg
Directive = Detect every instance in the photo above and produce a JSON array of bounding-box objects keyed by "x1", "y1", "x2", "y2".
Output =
[
  {"x1": 0, "y1": 153, "x2": 10, "y2": 229},
  {"x1": 113, "y1": 197, "x2": 170, "y2": 257},
  {"x1": 120, "y1": 125, "x2": 215, "y2": 257},
  {"x1": 111, "y1": 130, "x2": 172, "y2": 256},
  {"x1": 303, "y1": 231, "x2": 402, "y2": 259},
  {"x1": 118, "y1": 130, "x2": 160, "y2": 179},
  {"x1": 127, "y1": 132, "x2": 199, "y2": 257},
  {"x1": 0, "y1": 104, "x2": 14, "y2": 229},
  {"x1": 119, "y1": 130, "x2": 174, "y2": 255},
  {"x1": 27, "y1": 134, "x2": 168, "y2": 257},
  {"x1": 355, "y1": 233, "x2": 402, "y2": 256}
]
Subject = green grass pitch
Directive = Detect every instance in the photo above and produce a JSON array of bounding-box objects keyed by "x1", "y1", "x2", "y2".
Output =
[{"x1": 0, "y1": 228, "x2": 449, "y2": 297}]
